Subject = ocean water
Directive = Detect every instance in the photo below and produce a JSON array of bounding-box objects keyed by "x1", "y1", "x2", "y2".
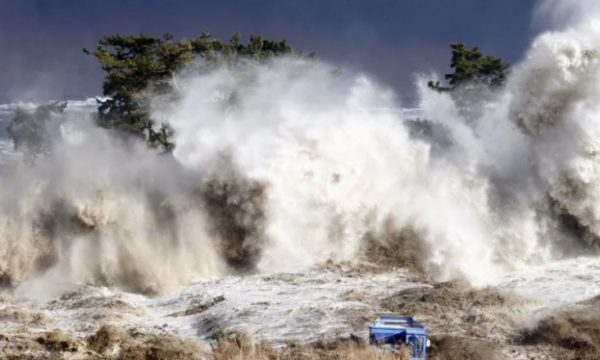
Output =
[{"x1": 4, "y1": 1, "x2": 600, "y2": 350}]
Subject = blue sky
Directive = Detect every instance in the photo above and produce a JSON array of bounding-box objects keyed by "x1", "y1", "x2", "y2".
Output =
[{"x1": 0, "y1": 0, "x2": 544, "y2": 102}]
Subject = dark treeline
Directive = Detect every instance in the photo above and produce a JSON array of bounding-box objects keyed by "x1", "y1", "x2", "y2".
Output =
[{"x1": 5, "y1": 30, "x2": 510, "y2": 162}]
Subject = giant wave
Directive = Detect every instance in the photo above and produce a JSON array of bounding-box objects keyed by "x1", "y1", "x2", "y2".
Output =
[{"x1": 2, "y1": 0, "x2": 600, "y2": 302}]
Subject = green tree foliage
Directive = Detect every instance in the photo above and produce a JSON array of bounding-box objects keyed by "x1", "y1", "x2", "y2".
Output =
[
  {"x1": 84, "y1": 31, "x2": 316, "y2": 151},
  {"x1": 428, "y1": 43, "x2": 510, "y2": 92},
  {"x1": 6, "y1": 102, "x2": 67, "y2": 163},
  {"x1": 426, "y1": 43, "x2": 511, "y2": 123}
]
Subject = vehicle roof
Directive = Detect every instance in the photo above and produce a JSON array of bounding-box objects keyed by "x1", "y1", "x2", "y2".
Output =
[{"x1": 369, "y1": 315, "x2": 427, "y2": 335}]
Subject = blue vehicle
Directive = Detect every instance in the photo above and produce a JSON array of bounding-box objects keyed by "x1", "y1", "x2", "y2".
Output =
[{"x1": 369, "y1": 315, "x2": 430, "y2": 359}]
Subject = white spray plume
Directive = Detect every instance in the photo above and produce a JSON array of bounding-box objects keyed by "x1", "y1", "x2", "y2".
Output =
[
  {"x1": 165, "y1": 58, "x2": 545, "y2": 286},
  {"x1": 1, "y1": 118, "x2": 226, "y2": 301},
  {"x1": 508, "y1": 4, "x2": 600, "y2": 245},
  {"x1": 6, "y1": 0, "x2": 600, "y2": 300},
  {"x1": 534, "y1": 0, "x2": 600, "y2": 30}
]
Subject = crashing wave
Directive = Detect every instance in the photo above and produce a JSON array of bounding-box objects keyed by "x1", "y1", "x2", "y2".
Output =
[{"x1": 4, "y1": 0, "x2": 600, "y2": 299}]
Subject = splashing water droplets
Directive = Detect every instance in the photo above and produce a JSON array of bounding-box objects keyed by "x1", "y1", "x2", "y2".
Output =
[{"x1": 8, "y1": 3, "x2": 600, "y2": 299}]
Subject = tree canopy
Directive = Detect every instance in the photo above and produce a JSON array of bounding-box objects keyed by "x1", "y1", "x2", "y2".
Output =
[
  {"x1": 5, "y1": 37, "x2": 510, "y2": 162},
  {"x1": 6, "y1": 101, "x2": 67, "y2": 163},
  {"x1": 428, "y1": 43, "x2": 510, "y2": 92},
  {"x1": 83, "y1": 31, "x2": 317, "y2": 151},
  {"x1": 426, "y1": 43, "x2": 511, "y2": 123}
]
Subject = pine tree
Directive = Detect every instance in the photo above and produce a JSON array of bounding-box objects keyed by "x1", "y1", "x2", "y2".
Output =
[
  {"x1": 428, "y1": 43, "x2": 510, "y2": 92},
  {"x1": 84, "y1": 31, "x2": 316, "y2": 151},
  {"x1": 428, "y1": 43, "x2": 510, "y2": 122}
]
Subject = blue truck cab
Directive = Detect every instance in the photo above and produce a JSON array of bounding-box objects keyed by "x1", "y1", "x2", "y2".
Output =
[{"x1": 369, "y1": 315, "x2": 430, "y2": 359}]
